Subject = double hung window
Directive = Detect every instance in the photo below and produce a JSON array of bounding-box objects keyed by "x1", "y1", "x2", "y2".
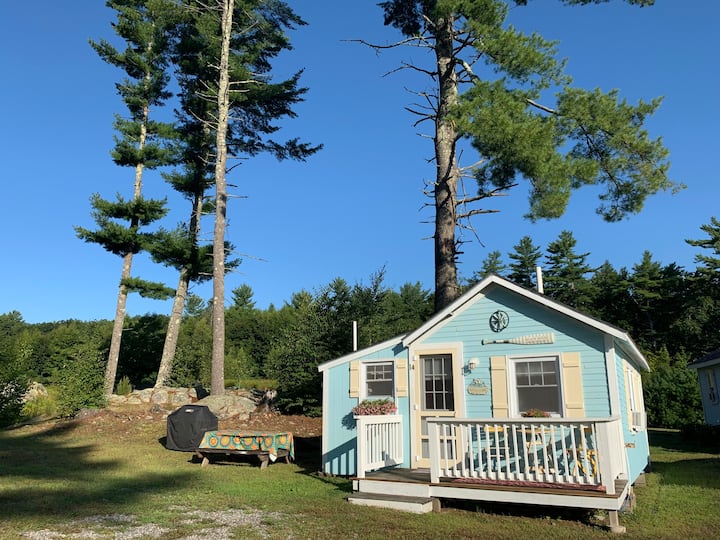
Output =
[
  {"x1": 512, "y1": 356, "x2": 561, "y2": 416},
  {"x1": 364, "y1": 361, "x2": 394, "y2": 400}
]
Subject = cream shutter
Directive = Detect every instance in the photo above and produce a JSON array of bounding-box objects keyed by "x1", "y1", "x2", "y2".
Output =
[
  {"x1": 562, "y1": 352, "x2": 585, "y2": 418},
  {"x1": 490, "y1": 356, "x2": 509, "y2": 418},
  {"x1": 395, "y1": 359, "x2": 408, "y2": 397},
  {"x1": 349, "y1": 361, "x2": 360, "y2": 398}
]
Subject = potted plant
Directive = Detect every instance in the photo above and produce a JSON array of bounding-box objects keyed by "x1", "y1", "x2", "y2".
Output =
[
  {"x1": 521, "y1": 408, "x2": 551, "y2": 418},
  {"x1": 352, "y1": 398, "x2": 397, "y2": 416}
]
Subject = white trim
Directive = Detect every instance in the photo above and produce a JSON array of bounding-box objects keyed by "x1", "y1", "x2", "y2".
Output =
[
  {"x1": 320, "y1": 368, "x2": 330, "y2": 473},
  {"x1": 360, "y1": 360, "x2": 396, "y2": 401},
  {"x1": 317, "y1": 335, "x2": 406, "y2": 373},
  {"x1": 400, "y1": 274, "x2": 648, "y2": 371},
  {"x1": 506, "y1": 353, "x2": 563, "y2": 418},
  {"x1": 605, "y1": 335, "x2": 621, "y2": 417}
]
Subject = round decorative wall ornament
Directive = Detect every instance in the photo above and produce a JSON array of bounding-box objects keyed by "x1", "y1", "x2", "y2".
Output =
[{"x1": 489, "y1": 310, "x2": 509, "y2": 332}]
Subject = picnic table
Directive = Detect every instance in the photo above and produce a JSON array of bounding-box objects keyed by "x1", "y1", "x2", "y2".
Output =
[{"x1": 196, "y1": 430, "x2": 294, "y2": 469}]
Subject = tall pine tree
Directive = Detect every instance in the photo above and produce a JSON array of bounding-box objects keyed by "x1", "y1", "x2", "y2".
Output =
[
  {"x1": 77, "y1": 0, "x2": 176, "y2": 394},
  {"x1": 178, "y1": 0, "x2": 320, "y2": 394},
  {"x1": 375, "y1": 0, "x2": 677, "y2": 311}
]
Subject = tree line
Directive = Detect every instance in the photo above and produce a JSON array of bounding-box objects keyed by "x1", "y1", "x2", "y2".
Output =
[
  {"x1": 68, "y1": 0, "x2": 677, "y2": 403},
  {"x1": 3, "y1": 218, "x2": 720, "y2": 427}
]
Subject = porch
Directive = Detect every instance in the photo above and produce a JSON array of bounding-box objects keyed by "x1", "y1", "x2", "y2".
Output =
[{"x1": 352, "y1": 415, "x2": 631, "y2": 526}]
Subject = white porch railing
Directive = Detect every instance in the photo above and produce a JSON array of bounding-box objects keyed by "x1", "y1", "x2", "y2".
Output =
[
  {"x1": 428, "y1": 417, "x2": 625, "y2": 494},
  {"x1": 355, "y1": 414, "x2": 403, "y2": 478}
]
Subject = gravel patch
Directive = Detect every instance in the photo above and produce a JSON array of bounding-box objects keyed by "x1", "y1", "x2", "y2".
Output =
[{"x1": 20, "y1": 507, "x2": 287, "y2": 539}]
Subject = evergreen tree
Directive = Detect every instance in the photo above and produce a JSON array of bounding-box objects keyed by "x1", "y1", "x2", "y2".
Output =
[
  {"x1": 178, "y1": 0, "x2": 320, "y2": 394},
  {"x1": 469, "y1": 250, "x2": 507, "y2": 285},
  {"x1": 78, "y1": 0, "x2": 177, "y2": 395},
  {"x1": 587, "y1": 261, "x2": 632, "y2": 327},
  {"x1": 683, "y1": 217, "x2": 720, "y2": 355},
  {"x1": 507, "y1": 236, "x2": 542, "y2": 288},
  {"x1": 374, "y1": 0, "x2": 676, "y2": 311},
  {"x1": 543, "y1": 230, "x2": 593, "y2": 308}
]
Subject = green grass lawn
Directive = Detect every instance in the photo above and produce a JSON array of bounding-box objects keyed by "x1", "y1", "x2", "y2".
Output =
[{"x1": 1, "y1": 418, "x2": 718, "y2": 539}]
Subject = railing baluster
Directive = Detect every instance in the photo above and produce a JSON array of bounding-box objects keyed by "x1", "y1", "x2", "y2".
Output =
[{"x1": 422, "y1": 417, "x2": 621, "y2": 490}]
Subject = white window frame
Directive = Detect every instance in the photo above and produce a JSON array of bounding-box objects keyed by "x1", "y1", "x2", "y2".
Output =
[
  {"x1": 625, "y1": 363, "x2": 647, "y2": 431},
  {"x1": 360, "y1": 360, "x2": 395, "y2": 401},
  {"x1": 507, "y1": 354, "x2": 563, "y2": 418},
  {"x1": 706, "y1": 368, "x2": 718, "y2": 404}
]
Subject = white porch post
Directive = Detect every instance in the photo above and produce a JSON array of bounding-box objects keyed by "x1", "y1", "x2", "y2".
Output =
[{"x1": 594, "y1": 418, "x2": 625, "y2": 494}]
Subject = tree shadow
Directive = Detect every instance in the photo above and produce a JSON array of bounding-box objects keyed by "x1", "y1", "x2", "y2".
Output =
[
  {"x1": 0, "y1": 420, "x2": 196, "y2": 522},
  {"x1": 649, "y1": 428, "x2": 720, "y2": 454},
  {"x1": 648, "y1": 457, "x2": 720, "y2": 490}
]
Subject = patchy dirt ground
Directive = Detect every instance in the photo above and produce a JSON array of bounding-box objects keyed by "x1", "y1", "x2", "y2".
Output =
[{"x1": 61, "y1": 405, "x2": 323, "y2": 439}]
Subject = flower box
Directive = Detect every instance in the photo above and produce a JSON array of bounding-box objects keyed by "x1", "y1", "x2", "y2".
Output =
[{"x1": 352, "y1": 398, "x2": 397, "y2": 416}]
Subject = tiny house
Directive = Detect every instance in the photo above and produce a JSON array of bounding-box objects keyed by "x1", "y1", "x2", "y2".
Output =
[
  {"x1": 688, "y1": 349, "x2": 720, "y2": 426},
  {"x1": 318, "y1": 275, "x2": 650, "y2": 531}
]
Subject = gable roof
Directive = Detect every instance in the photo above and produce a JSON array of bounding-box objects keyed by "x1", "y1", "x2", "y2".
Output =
[
  {"x1": 688, "y1": 348, "x2": 720, "y2": 370},
  {"x1": 318, "y1": 274, "x2": 649, "y2": 373},
  {"x1": 317, "y1": 334, "x2": 408, "y2": 373},
  {"x1": 401, "y1": 274, "x2": 649, "y2": 371}
]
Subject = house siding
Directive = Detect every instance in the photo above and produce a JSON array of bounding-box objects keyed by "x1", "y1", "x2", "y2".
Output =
[
  {"x1": 413, "y1": 286, "x2": 611, "y2": 418},
  {"x1": 321, "y1": 342, "x2": 410, "y2": 476},
  {"x1": 697, "y1": 365, "x2": 720, "y2": 425},
  {"x1": 615, "y1": 346, "x2": 651, "y2": 483}
]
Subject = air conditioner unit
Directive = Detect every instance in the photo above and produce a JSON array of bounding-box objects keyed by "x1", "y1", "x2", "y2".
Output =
[{"x1": 631, "y1": 410, "x2": 646, "y2": 429}]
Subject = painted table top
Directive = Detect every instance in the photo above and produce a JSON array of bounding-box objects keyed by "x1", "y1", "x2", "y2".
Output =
[{"x1": 198, "y1": 431, "x2": 294, "y2": 461}]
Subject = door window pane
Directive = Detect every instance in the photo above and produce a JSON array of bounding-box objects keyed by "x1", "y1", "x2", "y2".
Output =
[{"x1": 423, "y1": 354, "x2": 454, "y2": 411}]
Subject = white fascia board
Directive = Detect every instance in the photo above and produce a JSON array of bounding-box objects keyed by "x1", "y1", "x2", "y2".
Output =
[
  {"x1": 317, "y1": 334, "x2": 407, "y2": 373},
  {"x1": 401, "y1": 274, "x2": 648, "y2": 370}
]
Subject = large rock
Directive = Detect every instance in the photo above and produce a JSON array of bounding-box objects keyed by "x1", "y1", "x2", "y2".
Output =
[
  {"x1": 195, "y1": 393, "x2": 255, "y2": 420},
  {"x1": 23, "y1": 382, "x2": 48, "y2": 403},
  {"x1": 107, "y1": 387, "x2": 255, "y2": 419}
]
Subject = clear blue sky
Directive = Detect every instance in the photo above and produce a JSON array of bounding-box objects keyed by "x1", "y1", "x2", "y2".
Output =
[{"x1": 1, "y1": 1, "x2": 717, "y2": 324}]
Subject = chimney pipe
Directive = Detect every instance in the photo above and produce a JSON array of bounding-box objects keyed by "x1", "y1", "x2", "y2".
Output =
[{"x1": 536, "y1": 266, "x2": 544, "y2": 294}]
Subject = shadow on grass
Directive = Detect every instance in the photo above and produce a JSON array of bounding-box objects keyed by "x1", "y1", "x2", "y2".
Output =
[
  {"x1": 649, "y1": 428, "x2": 720, "y2": 454},
  {"x1": 649, "y1": 457, "x2": 720, "y2": 490},
  {"x1": 0, "y1": 420, "x2": 196, "y2": 521}
]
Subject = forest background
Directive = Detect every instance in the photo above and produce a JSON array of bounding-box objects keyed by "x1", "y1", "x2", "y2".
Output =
[{"x1": 1, "y1": 0, "x2": 719, "y2": 428}]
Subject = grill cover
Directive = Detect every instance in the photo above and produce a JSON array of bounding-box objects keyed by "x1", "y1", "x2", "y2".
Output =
[{"x1": 166, "y1": 404, "x2": 218, "y2": 452}]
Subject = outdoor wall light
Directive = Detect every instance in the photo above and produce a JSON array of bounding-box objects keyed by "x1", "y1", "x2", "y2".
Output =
[{"x1": 467, "y1": 358, "x2": 479, "y2": 371}]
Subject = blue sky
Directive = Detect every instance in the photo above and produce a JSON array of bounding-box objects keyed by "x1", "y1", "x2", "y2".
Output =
[{"x1": 1, "y1": 1, "x2": 717, "y2": 324}]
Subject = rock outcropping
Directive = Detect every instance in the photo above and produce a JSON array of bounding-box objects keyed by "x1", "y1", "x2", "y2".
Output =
[{"x1": 107, "y1": 387, "x2": 257, "y2": 420}]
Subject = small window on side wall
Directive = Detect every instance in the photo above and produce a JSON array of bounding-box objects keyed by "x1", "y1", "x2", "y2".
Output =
[
  {"x1": 365, "y1": 362, "x2": 394, "y2": 400},
  {"x1": 707, "y1": 369, "x2": 718, "y2": 404}
]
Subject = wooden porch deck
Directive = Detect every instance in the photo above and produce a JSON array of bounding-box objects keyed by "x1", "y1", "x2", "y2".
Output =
[{"x1": 353, "y1": 467, "x2": 630, "y2": 511}]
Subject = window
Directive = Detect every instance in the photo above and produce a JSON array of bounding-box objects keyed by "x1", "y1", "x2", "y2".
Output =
[
  {"x1": 364, "y1": 361, "x2": 394, "y2": 399},
  {"x1": 707, "y1": 369, "x2": 718, "y2": 404},
  {"x1": 626, "y1": 364, "x2": 647, "y2": 431},
  {"x1": 423, "y1": 354, "x2": 455, "y2": 411},
  {"x1": 513, "y1": 356, "x2": 560, "y2": 416}
]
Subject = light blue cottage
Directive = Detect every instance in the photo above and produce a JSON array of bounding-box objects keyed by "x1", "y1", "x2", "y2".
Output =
[{"x1": 318, "y1": 275, "x2": 651, "y2": 503}]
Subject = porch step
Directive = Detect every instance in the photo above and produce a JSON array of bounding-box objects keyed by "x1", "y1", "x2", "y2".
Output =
[{"x1": 347, "y1": 492, "x2": 438, "y2": 514}]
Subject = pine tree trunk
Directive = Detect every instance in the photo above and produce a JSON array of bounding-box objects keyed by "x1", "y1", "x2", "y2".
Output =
[
  {"x1": 433, "y1": 14, "x2": 460, "y2": 312},
  {"x1": 154, "y1": 271, "x2": 188, "y2": 388},
  {"x1": 210, "y1": 0, "x2": 234, "y2": 396},
  {"x1": 104, "y1": 254, "x2": 131, "y2": 395},
  {"x1": 104, "y1": 114, "x2": 148, "y2": 396}
]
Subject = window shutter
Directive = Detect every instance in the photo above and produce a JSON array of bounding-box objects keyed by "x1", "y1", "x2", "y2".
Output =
[
  {"x1": 349, "y1": 361, "x2": 359, "y2": 398},
  {"x1": 395, "y1": 359, "x2": 408, "y2": 397},
  {"x1": 490, "y1": 356, "x2": 509, "y2": 418},
  {"x1": 561, "y1": 352, "x2": 585, "y2": 418}
]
